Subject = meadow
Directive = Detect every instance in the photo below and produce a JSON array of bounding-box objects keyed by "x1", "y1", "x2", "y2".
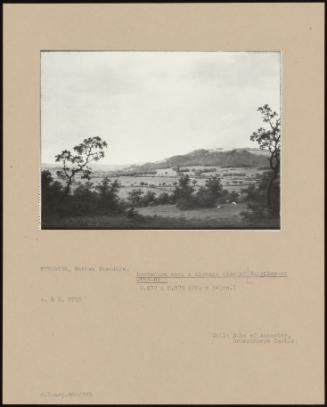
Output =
[
  {"x1": 44, "y1": 206, "x2": 279, "y2": 230},
  {"x1": 50, "y1": 165, "x2": 268, "y2": 198}
]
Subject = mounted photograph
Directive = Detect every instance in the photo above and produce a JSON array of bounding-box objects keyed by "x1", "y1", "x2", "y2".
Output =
[{"x1": 41, "y1": 51, "x2": 281, "y2": 229}]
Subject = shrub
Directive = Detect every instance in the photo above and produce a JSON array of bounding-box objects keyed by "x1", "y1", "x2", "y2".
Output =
[
  {"x1": 240, "y1": 172, "x2": 280, "y2": 220},
  {"x1": 127, "y1": 189, "x2": 144, "y2": 207},
  {"x1": 71, "y1": 182, "x2": 98, "y2": 215},
  {"x1": 156, "y1": 192, "x2": 172, "y2": 205},
  {"x1": 41, "y1": 170, "x2": 64, "y2": 219},
  {"x1": 96, "y1": 177, "x2": 122, "y2": 213},
  {"x1": 141, "y1": 191, "x2": 156, "y2": 206}
]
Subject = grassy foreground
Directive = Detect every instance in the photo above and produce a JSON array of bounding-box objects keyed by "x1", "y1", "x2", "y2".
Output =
[{"x1": 42, "y1": 204, "x2": 279, "y2": 230}]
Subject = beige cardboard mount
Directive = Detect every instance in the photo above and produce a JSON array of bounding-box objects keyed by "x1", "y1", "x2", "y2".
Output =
[{"x1": 3, "y1": 4, "x2": 324, "y2": 405}]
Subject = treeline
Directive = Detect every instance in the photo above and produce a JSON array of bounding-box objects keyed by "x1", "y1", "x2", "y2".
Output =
[
  {"x1": 42, "y1": 171, "x2": 123, "y2": 220},
  {"x1": 42, "y1": 169, "x2": 279, "y2": 223},
  {"x1": 42, "y1": 171, "x2": 240, "y2": 221}
]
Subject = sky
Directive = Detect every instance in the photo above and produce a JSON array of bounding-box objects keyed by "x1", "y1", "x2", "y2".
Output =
[{"x1": 41, "y1": 51, "x2": 280, "y2": 165}]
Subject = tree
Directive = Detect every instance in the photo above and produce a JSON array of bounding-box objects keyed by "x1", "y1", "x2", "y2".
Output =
[
  {"x1": 72, "y1": 182, "x2": 97, "y2": 215},
  {"x1": 41, "y1": 170, "x2": 64, "y2": 219},
  {"x1": 242, "y1": 184, "x2": 261, "y2": 203},
  {"x1": 141, "y1": 190, "x2": 156, "y2": 206},
  {"x1": 127, "y1": 189, "x2": 144, "y2": 206},
  {"x1": 173, "y1": 174, "x2": 195, "y2": 209},
  {"x1": 250, "y1": 105, "x2": 280, "y2": 213},
  {"x1": 229, "y1": 190, "x2": 239, "y2": 203},
  {"x1": 55, "y1": 136, "x2": 108, "y2": 202},
  {"x1": 195, "y1": 176, "x2": 223, "y2": 208},
  {"x1": 205, "y1": 176, "x2": 223, "y2": 197},
  {"x1": 96, "y1": 176, "x2": 121, "y2": 212},
  {"x1": 156, "y1": 192, "x2": 171, "y2": 205}
]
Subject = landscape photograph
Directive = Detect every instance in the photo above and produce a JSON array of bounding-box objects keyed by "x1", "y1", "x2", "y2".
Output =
[{"x1": 41, "y1": 51, "x2": 281, "y2": 229}]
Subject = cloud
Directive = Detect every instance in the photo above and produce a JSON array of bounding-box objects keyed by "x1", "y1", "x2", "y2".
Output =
[{"x1": 41, "y1": 52, "x2": 280, "y2": 165}]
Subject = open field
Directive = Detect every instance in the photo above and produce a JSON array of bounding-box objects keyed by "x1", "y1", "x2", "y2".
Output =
[
  {"x1": 44, "y1": 165, "x2": 269, "y2": 198},
  {"x1": 43, "y1": 203, "x2": 279, "y2": 230},
  {"x1": 137, "y1": 203, "x2": 248, "y2": 220}
]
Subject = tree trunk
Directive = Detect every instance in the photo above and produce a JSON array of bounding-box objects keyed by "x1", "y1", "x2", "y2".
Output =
[
  {"x1": 58, "y1": 180, "x2": 72, "y2": 206},
  {"x1": 266, "y1": 166, "x2": 279, "y2": 211}
]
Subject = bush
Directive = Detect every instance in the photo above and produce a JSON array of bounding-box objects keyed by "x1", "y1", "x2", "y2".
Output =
[
  {"x1": 240, "y1": 172, "x2": 280, "y2": 220},
  {"x1": 172, "y1": 174, "x2": 225, "y2": 209},
  {"x1": 71, "y1": 182, "x2": 98, "y2": 215},
  {"x1": 41, "y1": 170, "x2": 64, "y2": 219},
  {"x1": 41, "y1": 171, "x2": 125, "y2": 220},
  {"x1": 155, "y1": 192, "x2": 172, "y2": 205},
  {"x1": 173, "y1": 174, "x2": 195, "y2": 208},
  {"x1": 141, "y1": 191, "x2": 156, "y2": 206},
  {"x1": 193, "y1": 176, "x2": 223, "y2": 208},
  {"x1": 96, "y1": 177, "x2": 122, "y2": 213}
]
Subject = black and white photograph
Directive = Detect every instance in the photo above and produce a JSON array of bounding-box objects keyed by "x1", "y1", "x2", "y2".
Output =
[{"x1": 41, "y1": 51, "x2": 281, "y2": 229}]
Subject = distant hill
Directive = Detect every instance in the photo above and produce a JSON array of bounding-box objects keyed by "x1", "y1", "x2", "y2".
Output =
[
  {"x1": 42, "y1": 148, "x2": 270, "y2": 174},
  {"x1": 126, "y1": 148, "x2": 270, "y2": 172},
  {"x1": 42, "y1": 163, "x2": 130, "y2": 171}
]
